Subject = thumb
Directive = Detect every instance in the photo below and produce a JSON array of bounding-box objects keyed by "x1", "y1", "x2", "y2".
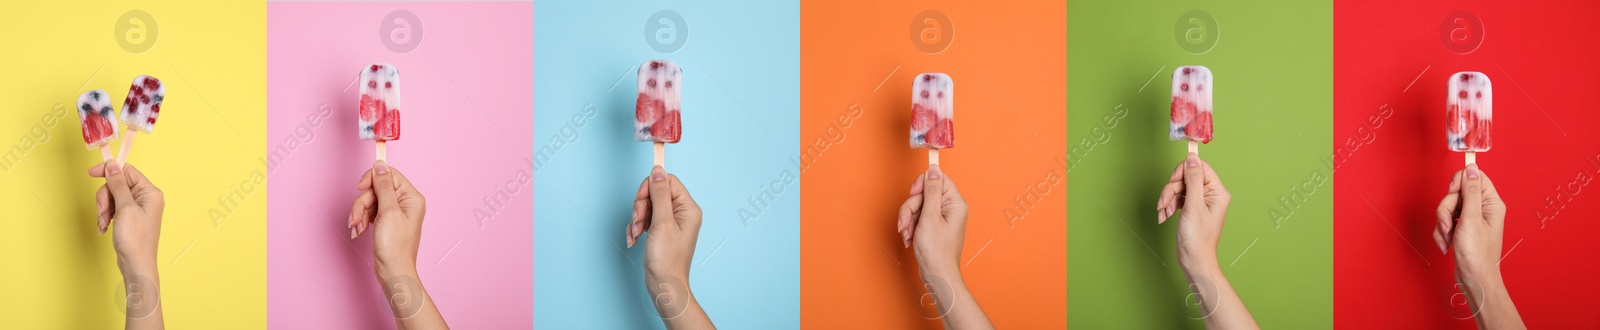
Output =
[
  {"x1": 1181, "y1": 153, "x2": 1205, "y2": 216},
  {"x1": 1460, "y1": 164, "x2": 1484, "y2": 227},
  {"x1": 920, "y1": 166, "x2": 945, "y2": 224},
  {"x1": 103, "y1": 160, "x2": 137, "y2": 213},
  {"x1": 648, "y1": 166, "x2": 677, "y2": 231},
  {"x1": 371, "y1": 161, "x2": 399, "y2": 212}
]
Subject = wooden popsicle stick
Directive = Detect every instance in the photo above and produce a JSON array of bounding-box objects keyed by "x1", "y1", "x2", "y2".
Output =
[
  {"x1": 116, "y1": 133, "x2": 135, "y2": 169},
  {"x1": 376, "y1": 140, "x2": 387, "y2": 162},
  {"x1": 654, "y1": 142, "x2": 665, "y2": 168},
  {"x1": 929, "y1": 148, "x2": 940, "y2": 166},
  {"x1": 1465, "y1": 151, "x2": 1475, "y2": 166},
  {"x1": 1188, "y1": 140, "x2": 1199, "y2": 155},
  {"x1": 100, "y1": 145, "x2": 115, "y2": 164}
]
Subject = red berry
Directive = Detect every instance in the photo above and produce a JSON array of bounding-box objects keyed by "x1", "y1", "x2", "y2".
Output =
[
  {"x1": 937, "y1": 91, "x2": 944, "y2": 98},
  {"x1": 635, "y1": 93, "x2": 657, "y2": 123},
  {"x1": 1181, "y1": 83, "x2": 1189, "y2": 91},
  {"x1": 1193, "y1": 112, "x2": 1214, "y2": 143},
  {"x1": 368, "y1": 81, "x2": 378, "y2": 89},
  {"x1": 382, "y1": 110, "x2": 401, "y2": 140},
  {"x1": 665, "y1": 81, "x2": 672, "y2": 88},
  {"x1": 647, "y1": 79, "x2": 656, "y2": 88},
  {"x1": 371, "y1": 65, "x2": 381, "y2": 72},
  {"x1": 143, "y1": 77, "x2": 161, "y2": 90},
  {"x1": 650, "y1": 61, "x2": 661, "y2": 69},
  {"x1": 921, "y1": 90, "x2": 929, "y2": 98},
  {"x1": 1460, "y1": 73, "x2": 1471, "y2": 82},
  {"x1": 1170, "y1": 97, "x2": 1193, "y2": 124},
  {"x1": 1458, "y1": 91, "x2": 1467, "y2": 99},
  {"x1": 1445, "y1": 104, "x2": 1462, "y2": 135},
  {"x1": 359, "y1": 95, "x2": 380, "y2": 121},
  {"x1": 653, "y1": 110, "x2": 681, "y2": 143},
  {"x1": 385, "y1": 82, "x2": 392, "y2": 89},
  {"x1": 1476, "y1": 92, "x2": 1482, "y2": 98},
  {"x1": 140, "y1": 95, "x2": 150, "y2": 104},
  {"x1": 911, "y1": 104, "x2": 935, "y2": 131},
  {"x1": 151, "y1": 104, "x2": 160, "y2": 113},
  {"x1": 928, "y1": 119, "x2": 954, "y2": 148}
]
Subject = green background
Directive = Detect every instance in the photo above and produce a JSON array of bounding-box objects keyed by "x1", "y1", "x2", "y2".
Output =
[{"x1": 1067, "y1": 0, "x2": 1333, "y2": 328}]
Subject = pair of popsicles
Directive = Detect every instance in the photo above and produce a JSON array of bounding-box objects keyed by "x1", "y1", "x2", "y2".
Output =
[
  {"x1": 77, "y1": 75, "x2": 165, "y2": 165},
  {"x1": 1165, "y1": 67, "x2": 1490, "y2": 164},
  {"x1": 359, "y1": 63, "x2": 403, "y2": 160}
]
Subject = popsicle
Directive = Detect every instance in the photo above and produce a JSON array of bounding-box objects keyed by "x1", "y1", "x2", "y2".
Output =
[
  {"x1": 1447, "y1": 72, "x2": 1492, "y2": 165},
  {"x1": 635, "y1": 60, "x2": 681, "y2": 167},
  {"x1": 1170, "y1": 66, "x2": 1213, "y2": 154},
  {"x1": 359, "y1": 63, "x2": 402, "y2": 161},
  {"x1": 910, "y1": 72, "x2": 953, "y2": 165},
  {"x1": 77, "y1": 89, "x2": 120, "y2": 161},
  {"x1": 117, "y1": 75, "x2": 164, "y2": 164}
]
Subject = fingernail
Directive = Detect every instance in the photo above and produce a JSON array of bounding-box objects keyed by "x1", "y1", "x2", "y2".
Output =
[
  {"x1": 350, "y1": 227, "x2": 357, "y2": 239},
  {"x1": 1437, "y1": 241, "x2": 1446, "y2": 254},
  {"x1": 1466, "y1": 165, "x2": 1480, "y2": 179},
  {"x1": 652, "y1": 167, "x2": 667, "y2": 182},
  {"x1": 1187, "y1": 154, "x2": 1199, "y2": 167},
  {"x1": 375, "y1": 161, "x2": 389, "y2": 175},
  {"x1": 107, "y1": 162, "x2": 121, "y2": 174},
  {"x1": 927, "y1": 167, "x2": 940, "y2": 180}
]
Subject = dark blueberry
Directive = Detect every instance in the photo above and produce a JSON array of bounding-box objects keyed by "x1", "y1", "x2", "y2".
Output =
[
  {"x1": 81, "y1": 103, "x2": 93, "y2": 112},
  {"x1": 101, "y1": 106, "x2": 113, "y2": 117},
  {"x1": 89, "y1": 91, "x2": 100, "y2": 98},
  {"x1": 153, "y1": 95, "x2": 163, "y2": 103}
]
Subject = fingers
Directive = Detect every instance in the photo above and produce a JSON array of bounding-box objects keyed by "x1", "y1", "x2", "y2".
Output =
[
  {"x1": 102, "y1": 160, "x2": 137, "y2": 213},
  {"x1": 898, "y1": 194, "x2": 923, "y2": 248},
  {"x1": 88, "y1": 162, "x2": 107, "y2": 177},
  {"x1": 668, "y1": 174, "x2": 699, "y2": 229},
  {"x1": 1180, "y1": 153, "x2": 1206, "y2": 219},
  {"x1": 628, "y1": 178, "x2": 650, "y2": 248},
  {"x1": 1478, "y1": 171, "x2": 1505, "y2": 229},
  {"x1": 96, "y1": 185, "x2": 111, "y2": 235},
  {"x1": 909, "y1": 175, "x2": 925, "y2": 196},
  {"x1": 370, "y1": 161, "x2": 399, "y2": 213},
  {"x1": 356, "y1": 169, "x2": 373, "y2": 191},
  {"x1": 940, "y1": 174, "x2": 967, "y2": 227},
  {"x1": 349, "y1": 189, "x2": 376, "y2": 238},
  {"x1": 1460, "y1": 164, "x2": 1484, "y2": 228},
  {"x1": 920, "y1": 166, "x2": 946, "y2": 226},
  {"x1": 647, "y1": 166, "x2": 677, "y2": 233},
  {"x1": 1157, "y1": 181, "x2": 1183, "y2": 223},
  {"x1": 1435, "y1": 170, "x2": 1464, "y2": 253}
]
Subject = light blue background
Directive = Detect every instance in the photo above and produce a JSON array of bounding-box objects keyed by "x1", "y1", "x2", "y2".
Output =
[{"x1": 534, "y1": 1, "x2": 799, "y2": 329}]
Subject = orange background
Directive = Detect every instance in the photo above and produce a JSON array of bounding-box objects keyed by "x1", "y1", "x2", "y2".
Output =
[{"x1": 799, "y1": 0, "x2": 1065, "y2": 328}]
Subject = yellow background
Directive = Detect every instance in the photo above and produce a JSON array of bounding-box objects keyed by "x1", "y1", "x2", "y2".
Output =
[{"x1": 0, "y1": 0, "x2": 265, "y2": 327}]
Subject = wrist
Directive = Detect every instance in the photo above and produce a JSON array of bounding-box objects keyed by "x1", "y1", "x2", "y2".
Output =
[
  {"x1": 1178, "y1": 253, "x2": 1220, "y2": 277},
  {"x1": 375, "y1": 260, "x2": 418, "y2": 280}
]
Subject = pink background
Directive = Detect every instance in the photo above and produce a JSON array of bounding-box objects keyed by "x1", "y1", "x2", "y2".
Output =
[{"x1": 266, "y1": 2, "x2": 531, "y2": 328}]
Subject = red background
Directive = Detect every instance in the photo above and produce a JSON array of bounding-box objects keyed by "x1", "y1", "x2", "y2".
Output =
[{"x1": 1335, "y1": 0, "x2": 1600, "y2": 328}]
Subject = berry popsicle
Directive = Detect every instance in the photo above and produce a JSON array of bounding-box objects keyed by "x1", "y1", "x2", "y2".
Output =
[
  {"x1": 358, "y1": 63, "x2": 401, "y2": 161},
  {"x1": 1447, "y1": 72, "x2": 1491, "y2": 165},
  {"x1": 77, "y1": 90, "x2": 120, "y2": 162},
  {"x1": 910, "y1": 72, "x2": 953, "y2": 165},
  {"x1": 117, "y1": 75, "x2": 164, "y2": 164},
  {"x1": 1170, "y1": 66, "x2": 1213, "y2": 154},
  {"x1": 635, "y1": 60, "x2": 681, "y2": 167}
]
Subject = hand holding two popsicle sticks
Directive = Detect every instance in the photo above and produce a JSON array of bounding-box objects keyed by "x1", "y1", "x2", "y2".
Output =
[
  {"x1": 1155, "y1": 155, "x2": 1259, "y2": 329},
  {"x1": 624, "y1": 167, "x2": 715, "y2": 329},
  {"x1": 86, "y1": 161, "x2": 166, "y2": 328},
  {"x1": 1433, "y1": 165, "x2": 1524, "y2": 329}
]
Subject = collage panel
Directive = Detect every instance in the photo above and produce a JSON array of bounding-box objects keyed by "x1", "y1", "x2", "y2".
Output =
[
  {"x1": 533, "y1": 1, "x2": 801, "y2": 329},
  {"x1": 0, "y1": 0, "x2": 267, "y2": 327},
  {"x1": 265, "y1": 2, "x2": 533, "y2": 328},
  {"x1": 1068, "y1": 0, "x2": 1333, "y2": 328},
  {"x1": 1333, "y1": 0, "x2": 1600, "y2": 328},
  {"x1": 799, "y1": 0, "x2": 1067, "y2": 328}
]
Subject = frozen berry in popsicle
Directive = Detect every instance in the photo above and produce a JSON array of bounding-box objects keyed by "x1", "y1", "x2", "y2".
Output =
[
  {"x1": 120, "y1": 75, "x2": 165, "y2": 133},
  {"x1": 910, "y1": 73, "x2": 954, "y2": 149},
  {"x1": 1171, "y1": 66, "x2": 1213, "y2": 143},
  {"x1": 358, "y1": 64, "x2": 401, "y2": 141},
  {"x1": 78, "y1": 90, "x2": 120, "y2": 148},
  {"x1": 635, "y1": 60, "x2": 682, "y2": 143},
  {"x1": 1447, "y1": 72, "x2": 1491, "y2": 152}
]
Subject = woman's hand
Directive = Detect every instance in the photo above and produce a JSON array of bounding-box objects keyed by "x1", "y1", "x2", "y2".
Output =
[
  {"x1": 896, "y1": 166, "x2": 992, "y2": 330},
  {"x1": 89, "y1": 161, "x2": 165, "y2": 328},
  {"x1": 1434, "y1": 165, "x2": 1523, "y2": 329},
  {"x1": 349, "y1": 161, "x2": 448, "y2": 328},
  {"x1": 626, "y1": 166, "x2": 714, "y2": 329},
  {"x1": 1155, "y1": 154, "x2": 1257, "y2": 330}
]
